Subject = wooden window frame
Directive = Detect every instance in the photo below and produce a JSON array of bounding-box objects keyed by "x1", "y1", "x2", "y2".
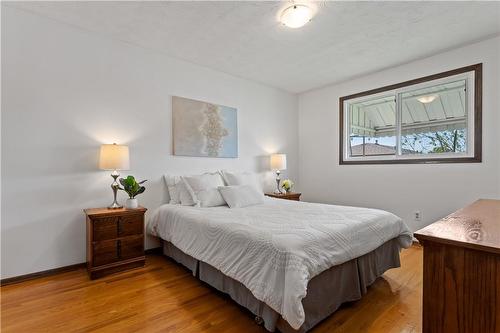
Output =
[{"x1": 339, "y1": 63, "x2": 482, "y2": 165}]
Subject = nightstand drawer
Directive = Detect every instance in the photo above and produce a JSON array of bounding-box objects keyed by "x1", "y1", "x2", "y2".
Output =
[
  {"x1": 93, "y1": 239, "x2": 119, "y2": 266},
  {"x1": 118, "y1": 215, "x2": 143, "y2": 237},
  {"x1": 120, "y1": 235, "x2": 144, "y2": 260},
  {"x1": 93, "y1": 214, "x2": 143, "y2": 241},
  {"x1": 92, "y1": 235, "x2": 143, "y2": 267},
  {"x1": 93, "y1": 216, "x2": 119, "y2": 241}
]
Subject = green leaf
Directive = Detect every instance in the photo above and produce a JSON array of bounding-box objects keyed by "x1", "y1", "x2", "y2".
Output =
[{"x1": 116, "y1": 175, "x2": 146, "y2": 198}]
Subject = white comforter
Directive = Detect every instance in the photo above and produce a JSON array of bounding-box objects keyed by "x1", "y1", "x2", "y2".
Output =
[{"x1": 148, "y1": 198, "x2": 412, "y2": 329}]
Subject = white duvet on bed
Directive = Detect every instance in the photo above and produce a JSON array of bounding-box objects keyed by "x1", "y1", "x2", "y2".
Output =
[{"x1": 148, "y1": 198, "x2": 412, "y2": 329}]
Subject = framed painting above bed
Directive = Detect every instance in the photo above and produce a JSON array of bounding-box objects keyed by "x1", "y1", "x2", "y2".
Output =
[{"x1": 172, "y1": 96, "x2": 238, "y2": 158}]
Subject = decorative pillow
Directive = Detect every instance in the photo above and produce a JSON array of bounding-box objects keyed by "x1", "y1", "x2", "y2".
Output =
[
  {"x1": 220, "y1": 171, "x2": 263, "y2": 192},
  {"x1": 218, "y1": 185, "x2": 265, "y2": 208},
  {"x1": 178, "y1": 181, "x2": 197, "y2": 206},
  {"x1": 182, "y1": 172, "x2": 226, "y2": 207},
  {"x1": 163, "y1": 175, "x2": 196, "y2": 206},
  {"x1": 163, "y1": 175, "x2": 181, "y2": 204}
]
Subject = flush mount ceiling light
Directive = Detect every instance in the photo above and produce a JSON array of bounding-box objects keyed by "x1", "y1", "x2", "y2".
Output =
[
  {"x1": 417, "y1": 95, "x2": 437, "y2": 104},
  {"x1": 280, "y1": 4, "x2": 313, "y2": 28}
]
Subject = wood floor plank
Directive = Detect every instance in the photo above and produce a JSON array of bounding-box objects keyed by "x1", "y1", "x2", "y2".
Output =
[{"x1": 1, "y1": 246, "x2": 422, "y2": 333}]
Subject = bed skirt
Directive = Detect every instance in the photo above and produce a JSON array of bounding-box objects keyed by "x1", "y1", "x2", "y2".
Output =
[{"x1": 162, "y1": 238, "x2": 401, "y2": 332}]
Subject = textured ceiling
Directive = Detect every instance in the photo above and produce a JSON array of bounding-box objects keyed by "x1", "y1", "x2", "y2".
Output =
[{"x1": 5, "y1": 1, "x2": 500, "y2": 93}]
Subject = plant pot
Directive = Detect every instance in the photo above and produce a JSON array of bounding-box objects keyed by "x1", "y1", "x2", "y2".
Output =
[{"x1": 125, "y1": 198, "x2": 138, "y2": 209}]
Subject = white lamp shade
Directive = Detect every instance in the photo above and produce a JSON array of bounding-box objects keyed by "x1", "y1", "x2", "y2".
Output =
[
  {"x1": 99, "y1": 144, "x2": 130, "y2": 170},
  {"x1": 270, "y1": 154, "x2": 287, "y2": 171}
]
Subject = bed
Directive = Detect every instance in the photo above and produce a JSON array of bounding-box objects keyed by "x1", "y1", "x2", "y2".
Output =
[{"x1": 149, "y1": 197, "x2": 412, "y2": 332}]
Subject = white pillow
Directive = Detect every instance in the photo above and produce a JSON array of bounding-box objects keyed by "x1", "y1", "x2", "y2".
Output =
[
  {"x1": 221, "y1": 171, "x2": 262, "y2": 192},
  {"x1": 163, "y1": 175, "x2": 180, "y2": 204},
  {"x1": 218, "y1": 185, "x2": 265, "y2": 208},
  {"x1": 163, "y1": 175, "x2": 196, "y2": 206},
  {"x1": 182, "y1": 172, "x2": 226, "y2": 207},
  {"x1": 178, "y1": 180, "x2": 197, "y2": 206}
]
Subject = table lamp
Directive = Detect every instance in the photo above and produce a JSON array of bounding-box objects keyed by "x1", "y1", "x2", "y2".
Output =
[
  {"x1": 99, "y1": 143, "x2": 130, "y2": 209},
  {"x1": 270, "y1": 153, "x2": 286, "y2": 194}
]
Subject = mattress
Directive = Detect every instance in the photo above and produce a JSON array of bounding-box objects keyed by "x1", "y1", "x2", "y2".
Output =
[{"x1": 149, "y1": 198, "x2": 412, "y2": 329}]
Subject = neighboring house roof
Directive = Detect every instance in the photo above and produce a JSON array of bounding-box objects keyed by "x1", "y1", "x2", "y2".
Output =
[
  {"x1": 349, "y1": 79, "x2": 467, "y2": 137},
  {"x1": 350, "y1": 143, "x2": 416, "y2": 156}
]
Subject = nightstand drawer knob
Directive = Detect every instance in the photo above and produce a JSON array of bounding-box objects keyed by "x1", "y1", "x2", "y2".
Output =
[
  {"x1": 117, "y1": 240, "x2": 122, "y2": 258},
  {"x1": 117, "y1": 219, "x2": 123, "y2": 235}
]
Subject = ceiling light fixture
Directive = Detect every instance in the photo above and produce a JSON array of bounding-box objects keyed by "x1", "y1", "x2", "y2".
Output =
[
  {"x1": 417, "y1": 95, "x2": 437, "y2": 104},
  {"x1": 280, "y1": 4, "x2": 313, "y2": 28}
]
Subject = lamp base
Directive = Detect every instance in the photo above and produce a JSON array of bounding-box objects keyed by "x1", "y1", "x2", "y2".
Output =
[
  {"x1": 108, "y1": 201, "x2": 123, "y2": 209},
  {"x1": 107, "y1": 170, "x2": 122, "y2": 209},
  {"x1": 274, "y1": 170, "x2": 282, "y2": 194}
]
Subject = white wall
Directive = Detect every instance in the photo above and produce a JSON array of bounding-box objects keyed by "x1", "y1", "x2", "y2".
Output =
[
  {"x1": 298, "y1": 36, "x2": 500, "y2": 232},
  {"x1": 2, "y1": 6, "x2": 498, "y2": 280},
  {"x1": 1, "y1": 7, "x2": 298, "y2": 279}
]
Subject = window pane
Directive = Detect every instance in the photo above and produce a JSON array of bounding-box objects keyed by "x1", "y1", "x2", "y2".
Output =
[
  {"x1": 348, "y1": 95, "x2": 396, "y2": 157},
  {"x1": 400, "y1": 79, "x2": 467, "y2": 155}
]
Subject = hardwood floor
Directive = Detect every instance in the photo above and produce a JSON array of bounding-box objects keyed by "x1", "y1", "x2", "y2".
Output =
[{"x1": 1, "y1": 245, "x2": 422, "y2": 333}]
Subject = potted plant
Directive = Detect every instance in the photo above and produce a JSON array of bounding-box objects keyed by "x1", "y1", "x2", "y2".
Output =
[
  {"x1": 281, "y1": 179, "x2": 294, "y2": 193},
  {"x1": 118, "y1": 175, "x2": 147, "y2": 209}
]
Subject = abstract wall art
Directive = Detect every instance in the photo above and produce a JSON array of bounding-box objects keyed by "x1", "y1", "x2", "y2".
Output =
[{"x1": 172, "y1": 96, "x2": 238, "y2": 158}]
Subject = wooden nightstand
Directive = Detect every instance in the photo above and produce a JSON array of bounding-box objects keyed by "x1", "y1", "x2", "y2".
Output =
[
  {"x1": 84, "y1": 206, "x2": 147, "y2": 279},
  {"x1": 265, "y1": 192, "x2": 301, "y2": 201}
]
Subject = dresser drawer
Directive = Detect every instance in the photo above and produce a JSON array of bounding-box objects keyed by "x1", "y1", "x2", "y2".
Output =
[{"x1": 92, "y1": 214, "x2": 143, "y2": 241}]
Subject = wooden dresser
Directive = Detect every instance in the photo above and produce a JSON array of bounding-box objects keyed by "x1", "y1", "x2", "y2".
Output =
[
  {"x1": 265, "y1": 192, "x2": 301, "y2": 201},
  {"x1": 414, "y1": 199, "x2": 500, "y2": 333},
  {"x1": 84, "y1": 206, "x2": 147, "y2": 279}
]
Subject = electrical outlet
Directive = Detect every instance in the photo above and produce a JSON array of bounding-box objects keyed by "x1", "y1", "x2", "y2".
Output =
[{"x1": 414, "y1": 211, "x2": 421, "y2": 221}]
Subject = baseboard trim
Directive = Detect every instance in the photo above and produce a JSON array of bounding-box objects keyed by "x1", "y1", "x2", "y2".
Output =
[
  {"x1": 1, "y1": 249, "x2": 163, "y2": 286},
  {"x1": 1, "y1": 262, "x2": 86, "y2": 286}
]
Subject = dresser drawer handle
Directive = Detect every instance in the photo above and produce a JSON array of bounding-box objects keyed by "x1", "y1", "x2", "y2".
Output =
[{"x1": 117, "y1": 240, "x2": 122, "y2": 258}]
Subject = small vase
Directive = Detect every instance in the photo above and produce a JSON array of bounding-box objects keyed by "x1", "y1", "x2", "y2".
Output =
[{"x1": 125, "y1": 198, "x2": 138, "y2": 209}]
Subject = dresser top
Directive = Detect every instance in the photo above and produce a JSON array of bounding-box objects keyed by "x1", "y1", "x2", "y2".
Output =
[
  {"x1": 414, "y1": 199, "x2": 500, "y2": 254},
  {"x1": 84, "y1": 206, "x2": 147, "y2": 217}
]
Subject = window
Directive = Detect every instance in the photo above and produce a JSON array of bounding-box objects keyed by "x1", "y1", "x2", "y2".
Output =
[{"x1": 339, "y1": 64, "x2": 482, "y2": 164}]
